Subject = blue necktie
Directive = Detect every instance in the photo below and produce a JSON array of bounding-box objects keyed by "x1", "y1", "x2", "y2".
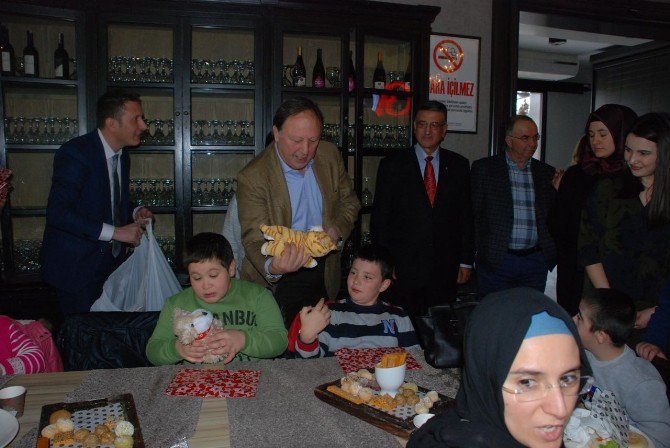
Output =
[{"x1": 111, "y1": 154, "x2": 122, "y2": 257}]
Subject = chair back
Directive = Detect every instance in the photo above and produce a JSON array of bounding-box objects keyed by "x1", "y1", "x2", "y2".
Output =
[{"x1": 56, "y1": 312, "x2": 159, "y2": 371}]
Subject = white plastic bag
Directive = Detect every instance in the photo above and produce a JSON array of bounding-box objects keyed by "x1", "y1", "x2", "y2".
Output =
[{"x1": 91, "y1": 222, "x2": 182, "y2": 312}]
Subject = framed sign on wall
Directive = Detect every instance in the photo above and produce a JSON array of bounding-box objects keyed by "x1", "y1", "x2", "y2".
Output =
[{"x1": 429, "y1": 33, "x2": 481, "y2": 133}]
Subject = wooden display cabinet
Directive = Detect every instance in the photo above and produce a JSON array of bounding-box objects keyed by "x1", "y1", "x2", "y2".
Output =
[{"x1": 0, "y1": 0, "x2": 439, "y2": 287}]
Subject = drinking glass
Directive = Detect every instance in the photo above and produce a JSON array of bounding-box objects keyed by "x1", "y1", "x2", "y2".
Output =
[{"x1": 326, "y1": 66, "x2": 341, "y2": 88}]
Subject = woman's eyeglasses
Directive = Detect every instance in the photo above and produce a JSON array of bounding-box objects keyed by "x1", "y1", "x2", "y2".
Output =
[{"x1": 502, "y1": 375, "x2": 593, "y2": 402}]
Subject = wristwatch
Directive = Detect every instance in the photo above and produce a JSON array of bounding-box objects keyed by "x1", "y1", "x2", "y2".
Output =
[{"x1": 336, "y1": 236, "x2": 344, "y2": 250}]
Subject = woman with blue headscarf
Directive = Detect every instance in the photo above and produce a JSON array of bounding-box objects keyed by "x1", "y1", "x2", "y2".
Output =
[{"x1": 408, "y1": 288, "x2": 592, "y2": 448}]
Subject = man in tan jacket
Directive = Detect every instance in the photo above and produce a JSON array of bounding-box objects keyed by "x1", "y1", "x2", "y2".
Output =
[{"x1": 237, "y1": 97, "x2": 360, "y2": 326}]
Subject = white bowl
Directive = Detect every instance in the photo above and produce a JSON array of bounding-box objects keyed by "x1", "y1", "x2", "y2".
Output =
[
  {"x1": 375, "y1": 363, "x2": 406, "y2": 397},
  {"x1": 413, "y1": 413, "x2": 435, "y2": 428}
]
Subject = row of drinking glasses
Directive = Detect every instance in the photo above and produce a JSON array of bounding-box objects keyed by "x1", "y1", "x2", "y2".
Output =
[
  {"x1": 192, "y1": 178, "x2": 237, "y2": 206},
  {"x1": 363, "y1": 124, "x2": 410, "y2": 149},
  {"x1": 4, "y1": 116, "x2": 78, "y2": 145},
  {"x1": 108, "y1": 56, "x2": 174, "y2": 83},
  {"x1": 140, "y1": 119, "x2": 176, "y2": 146},
  {"x1": 191, "y1": 59, "x2": 255, "y2": 85},
  {"x1": 13, "y1": 239, "x2": 41, "y2": 273},
  {"x1": 191, "y1": 120, "x2": 254, "y2": 145},
  {"x1": 130, "y1": 178, "x2": 175, "y2": 207}
]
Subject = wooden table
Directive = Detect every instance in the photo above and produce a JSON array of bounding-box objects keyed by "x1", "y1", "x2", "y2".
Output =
[{"x1": 6, "y1": 371, "x2": 230, "y2": 448}]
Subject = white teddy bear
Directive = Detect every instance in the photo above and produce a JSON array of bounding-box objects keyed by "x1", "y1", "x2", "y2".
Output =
[{"x1": 172, "y1": 308, "x2": 225, "y2": 363}]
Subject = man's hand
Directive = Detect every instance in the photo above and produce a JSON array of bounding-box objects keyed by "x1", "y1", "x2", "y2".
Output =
[
  {"x1": 634, "y1": 306, "x2": 657, "y2": 329},
  {"x1": 269, "y1": 243, "x2": 310, "y2": 275},
  {"x1": 324, "y1": 225, "x2": 341, "y2": 245},
  {"x1": 636, "y1": 342, "x2": 667, "y2": 361},
  {"x1": 457, "y1": 267, "x2": 472, "y2": 284},
  {"x1": 113, "y1": 222, "x2": 143, "y2": 246},
  {"x1": 298, "y1": 298, "x2": 331, "y2": 344},
  {"x1": 135, "y1": 207, "x2": 154, "y2": 224}
]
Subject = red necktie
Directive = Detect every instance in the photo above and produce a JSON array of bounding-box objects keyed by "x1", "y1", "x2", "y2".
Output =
[{"x1": 424, "y1": 156, "x2": 436, "y2": 207}]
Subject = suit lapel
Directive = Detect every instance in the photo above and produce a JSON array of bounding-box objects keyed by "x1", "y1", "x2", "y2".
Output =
[
  {"x1": 267, "y1": 148, "x2": 292, "y2": 225},
  {"x1": 92, "y1": 132, "x2": 114, "y2": 223}
]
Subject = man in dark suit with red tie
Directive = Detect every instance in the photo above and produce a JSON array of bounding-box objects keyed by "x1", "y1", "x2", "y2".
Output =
[
  {"x1": 41, "y1": 91, "x2": 153, "y2": 315},
  {"x1": 371, "y1": 101, "x2": 474, "y2": 318}
]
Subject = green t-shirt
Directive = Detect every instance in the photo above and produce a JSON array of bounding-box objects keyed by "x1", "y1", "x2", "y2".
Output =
[{"x1": 146, "y1": 278, "x2": 287, "y2": 365}]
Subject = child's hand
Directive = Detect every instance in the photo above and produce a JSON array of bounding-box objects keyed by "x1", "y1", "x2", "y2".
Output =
[
  {"x1": 634, "y1": 306, "x2": 657, "y2": 329},
  {"x1": 636, "y1": 342, "x2": 667, "y2": 361},
  {"x1": 205, "y1": 329, "x2": 246, "y2": 364},
  {"x1": 175, "y1": 338, "x2": 210, "y2": 363},
  {"x1": 299, "y1": 298, "x2": 331, "y2": 344}
]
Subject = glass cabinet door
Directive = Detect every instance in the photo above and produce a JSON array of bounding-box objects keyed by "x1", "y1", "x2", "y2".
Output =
[
  {"x1": 107, "y1": 24, "x2": 174, "y2": 84},
  {"x1": 186, "y1": 22, "x2": 259, "y2": 243},
  {"x1": 1, "y1": 7, "x2": 84, "y2": 282}
]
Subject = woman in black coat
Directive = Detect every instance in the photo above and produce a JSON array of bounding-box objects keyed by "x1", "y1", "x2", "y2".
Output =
[{"x1": 554, "y1": 104, "x2": 637, "y2": 316}]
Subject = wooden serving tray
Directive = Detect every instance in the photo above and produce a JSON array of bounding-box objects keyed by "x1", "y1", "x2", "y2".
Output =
[
  {"x1": 37, "y1": 393, "x2": 145, "y2": 448},
  {"x1": 314, "y1": 378, "x2": 454, "y2": 438}
]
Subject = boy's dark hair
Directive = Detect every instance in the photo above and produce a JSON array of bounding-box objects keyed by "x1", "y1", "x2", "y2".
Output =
[
  {"x1": 581, "y1": 288, "x2": 636, "y2": 347},
  {"x1": 96, "y1": 90, "x2": 142, "y2": 129},
  {"x1": 183, "y1": 232, "x2": 234, "y2": 269},
  {"x1": 353, "y1": 244, "x2": 394, "y2": 280}
]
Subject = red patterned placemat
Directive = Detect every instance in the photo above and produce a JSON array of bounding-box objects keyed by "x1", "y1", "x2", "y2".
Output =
[
  {"x1": 334, "y1": 348, "x2": 422, "y2": 373},
  {"x1": 165, "y1": 368, "x2": 261, "y2": 398}
]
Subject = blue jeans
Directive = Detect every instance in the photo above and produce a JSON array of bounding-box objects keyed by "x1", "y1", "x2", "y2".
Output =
[{"x1": 477, "y1": 250, "x2": 548, "y2": 298}]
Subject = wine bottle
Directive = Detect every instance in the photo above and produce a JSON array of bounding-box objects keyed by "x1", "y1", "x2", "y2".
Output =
[
  {"x1": 291, "y1": 46, "x2": 306, "y2": 87},
  {"x1": 403, "y1": 55, "x2": 411, "y2": 90},
  {"x1": 312, "y1": 48, "x2": 325, "y2": 88},
  {"x1": 0, "y1": 25, "x2": 15, "y2": 76},
  {"x1": 347, "y1": 50, "x2": 356, "y2": 93},
  {"x1": 54, "y1": 32, "x2": 69, "y2": 80},
  {"x1": 373, "y1": 51, "x2": 385, "y2": 89},
  {"x1": 23, "y1": 30, "x2": 39, "y2": 77}
]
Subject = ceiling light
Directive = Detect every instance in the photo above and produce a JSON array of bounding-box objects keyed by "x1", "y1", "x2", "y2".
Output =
[{"x1": 549, "y1": 37, "x2": 567, "y2": 46}]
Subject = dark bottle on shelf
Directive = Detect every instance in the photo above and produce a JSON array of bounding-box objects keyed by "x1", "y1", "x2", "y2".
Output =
[
  {"x1": 403, "y1": 55, "x2": 411, "y2": 90},
  {"x1": 373, "y1": 51, "x2": 385, "y2": 89},
  {"x1": 348, "y1": 50, "x2": 356, "y2": 93},
  {"x1": 23, "y1": 30, "x2": 39, "y2": 77},
  {"x1": 0, "y1": 24, "x2": 15, "y2": 76},
  {"x1": 291, "y1": 46, "x2": 306, "y2": 87},
  {"x1": 53, "y1": 32, "x2": 69, "y2": 80},
  {"x1": 312, "y1": 48, "x2": 325, "y2": 88}
]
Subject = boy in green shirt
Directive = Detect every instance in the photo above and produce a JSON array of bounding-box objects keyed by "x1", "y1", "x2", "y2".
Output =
[{"x1": 147, "y1": 232, "x2": 287, "y2": 364}]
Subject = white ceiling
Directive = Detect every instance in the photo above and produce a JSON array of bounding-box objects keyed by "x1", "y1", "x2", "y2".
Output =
[{"x1": 518, "y1": 11, "x2": 652, "y2": 80}]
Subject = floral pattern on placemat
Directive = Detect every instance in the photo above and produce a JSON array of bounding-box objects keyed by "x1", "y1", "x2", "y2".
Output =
[
  {"x1": 165, "y1": 369, "x2": 261, "y2": 398},
  {"x1": 334, "y1": 347, "x2": 422, "y2": 373}
]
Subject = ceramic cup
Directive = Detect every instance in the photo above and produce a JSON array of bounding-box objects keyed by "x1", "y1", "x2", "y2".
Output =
[
  {"x1": 374, "y1": 363, "x2": 406, "y2": 397},
  {"x1": 0, "y1": 385, "x2": 27, "y2": 417},
  {"x1": 413, "y1": 413, "x2": 435, "y2": 428}
]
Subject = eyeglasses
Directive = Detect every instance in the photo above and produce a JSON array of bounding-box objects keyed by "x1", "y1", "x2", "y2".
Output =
[
  {"x1": 501, "y1": 374, "x2": 593, "y2": 402},
  {"x1": 415, "y1": 121, "x2": 446, "y2": 130},
  {"x1": 509, "y1": 134, "x2": 541, "y2": 143}
]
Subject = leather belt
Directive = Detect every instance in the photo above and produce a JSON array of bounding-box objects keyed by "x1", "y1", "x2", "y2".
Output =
[{"x1": 507, "y1": 245, "x2": 541, "y2": 256}]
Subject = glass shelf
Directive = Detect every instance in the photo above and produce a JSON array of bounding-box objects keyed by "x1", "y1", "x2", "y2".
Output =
[
  {"x1": 191, "y1": 28, "x2": 255, "y2": 85},
  {"x1": 107, "y1": 24, "x2": 174, "y2": 83}
]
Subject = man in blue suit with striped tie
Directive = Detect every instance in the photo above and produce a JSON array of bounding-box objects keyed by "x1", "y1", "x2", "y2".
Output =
[{"x1": 41, "y1": 91, "x2": 153, "y2": 314}]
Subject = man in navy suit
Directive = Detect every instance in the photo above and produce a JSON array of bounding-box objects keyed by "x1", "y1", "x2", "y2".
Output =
[
  {"x1": 371, "y1": 101, "x2": 474, "y2": 317},
  {"x1": 471, "y1": 115, "x2": 560, "y2": 298},
  {"x1": 41, "y1": 91, "x2": 153, "y2": 314}
]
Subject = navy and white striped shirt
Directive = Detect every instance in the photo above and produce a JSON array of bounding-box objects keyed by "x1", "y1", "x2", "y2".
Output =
[{"x1": 294, "y1": 298, "x2": 420, "y2": 358}]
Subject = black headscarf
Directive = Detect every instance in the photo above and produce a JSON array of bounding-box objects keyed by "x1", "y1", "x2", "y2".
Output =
[
  {"x1": 408, "y1": 288, "x2": 592, "y2": 448},
  {"x1": 581, "y1": 104, "x2": 637, "y2": 175}
]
